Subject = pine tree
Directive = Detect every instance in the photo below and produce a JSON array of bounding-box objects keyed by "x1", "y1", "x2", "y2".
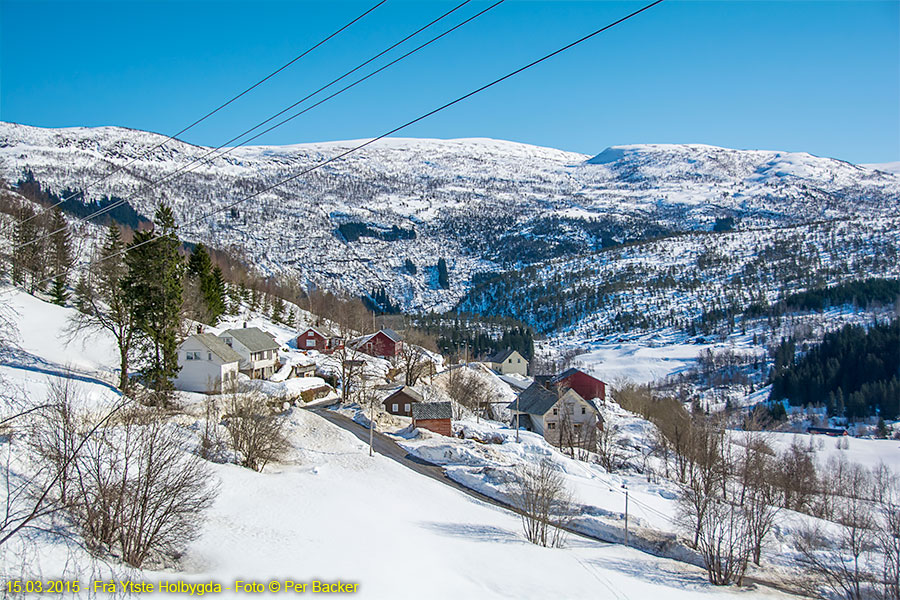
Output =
[
  {"x1": 186, "y1": 243, "x2": 225, "y2": 323},
  {"x1": 437, "y1": 258, "x2": 449, "y2": 289},
  {"x1": 123, "y1": 205, "x2": 183, "y2": 399},
  {"x1": 48, "y1": 209, "x2": 73, "y2": 305},
  {"x1": 12, "y1": 204, "x2": 47, "y2": 293}
]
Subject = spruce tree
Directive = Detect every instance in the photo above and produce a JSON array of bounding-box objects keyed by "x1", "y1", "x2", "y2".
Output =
[
  {"x1": 48, "y1": 209, "x2": 73, "y2": 305},
  {"x1": 186, "y1": 243, "x2": 225, "y2": 323},
  {"x1": 437, "y1": 258, "x2": 449, "y2": 289},
  {"x1": 123, "y1": 204, "x2": 183, "y2": 399}
]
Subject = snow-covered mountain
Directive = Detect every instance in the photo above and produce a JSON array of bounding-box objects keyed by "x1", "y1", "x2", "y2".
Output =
[{"x1": 2, "y1": 121, "x2": 898, "y2": 313}]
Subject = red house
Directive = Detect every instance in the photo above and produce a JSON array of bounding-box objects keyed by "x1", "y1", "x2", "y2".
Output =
[
  {"x1": 296, "y1": 327, "x2": 342, "y2": 354},
  {"x1": 357, "y1": 328, "x2": 403, "y2": 358},
  {"x1": 552, "y1": 368, "x2": 606, "y2": 402}
]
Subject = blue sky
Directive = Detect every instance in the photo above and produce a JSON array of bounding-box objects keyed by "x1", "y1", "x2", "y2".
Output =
[{"x1": 1, "y1": 0, "x2": 897, "y2": 163}]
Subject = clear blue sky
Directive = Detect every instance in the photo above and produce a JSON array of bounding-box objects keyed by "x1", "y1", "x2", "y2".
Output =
[{"x1": 1, "y1": 0, "x2": 897, "y2": 163}]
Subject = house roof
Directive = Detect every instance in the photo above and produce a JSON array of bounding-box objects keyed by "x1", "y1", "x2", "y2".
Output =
[
  {"x1": 302, "y1": 326, "x2": 339, "y2": 339},
  {"x1": 411, "y1": 402, "x2": 452, "y2": 420},
  {"x1": 552, "y1": 367, "x2": 603, "y2": 383},
  {"x1": 384, "y1": 386, "x2": 424, "y2": 404},
  {"x1": 487, "y1": 348, "x2": 520, "y2": 363},
  {"x1": 221, "y1": 327, "x2": 279, "y2": 352},
  {"x1": 380, "y1": 328, "x2": 402, "y2": 342},
  {"x1": 192, "y1": 333, "x2": 243, "y2": 364},
  {"x1": 506, "y1": 382, "x2": 558, "y2": 416}
]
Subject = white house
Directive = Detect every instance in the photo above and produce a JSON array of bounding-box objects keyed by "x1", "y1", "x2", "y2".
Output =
[
  {"x1": 219, "y1": 327, "x2": 279, "y2": 379},
  {"x1": 175, "y1": 333, "x2": 242, "y2": 393},
  {"x1": 507, "y1": 382, "x2": 602, "y2": 447},
  {"x1": 485, "y1": 349, "x2": 528, "y2": 376}
]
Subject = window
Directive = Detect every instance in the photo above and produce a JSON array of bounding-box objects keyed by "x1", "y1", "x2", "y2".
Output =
[
  {"x1": 224, "y1": 338, "x2": 232, "y2": 347},
  {"x1": 552, "y1": 408, "x2": 558, "y2": 416},
  {"x1": 547, "y1": 422, "x2": 556, "y2": 430},
  {"x1": 392, "y1": 403, "x2": 399, "y2": 412},
  {"x1": 208, "y1": 352, "x2": 212, "y2": 361},
  {"x1": 306, "y1": 338, "x2": 315, "y2": 347},
  {"x1": 581, "y1": 406, "x2": 586, "y2": 415},
  {"x1": 186, "y1": 351, "x2": 201, "y2": 361},
  {"x1": 404, "y1": 404, "x2": 410, "y2": 413},
  {"x1": 517, "y1": 358, "x2": 521, "y2": 363},
  {"x1": 568, "y1": 405, "x2": 575, "y2": 414}
]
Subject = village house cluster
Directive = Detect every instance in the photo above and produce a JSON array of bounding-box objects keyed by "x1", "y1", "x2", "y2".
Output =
[{"x1": 174, "y1": 321, "x2": 606, "y2": 446}]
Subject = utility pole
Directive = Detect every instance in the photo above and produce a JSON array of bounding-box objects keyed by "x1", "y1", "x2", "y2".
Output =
[
  {"x1": 515, "y1": 392, "x2": 520, "y2": 443},
  {"x1": 368, "y1": 393, "x2": 375, "y2": 458},
  {"x1": 622, "y1": 483, "x2": 629, "y2": 547}
]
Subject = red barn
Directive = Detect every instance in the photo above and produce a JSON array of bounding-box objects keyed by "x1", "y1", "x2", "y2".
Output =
[
  {"x1": 411, "y1": 402, "x2": 453, "y2": 436},
  {"x1": 552, "y1": 368, "x2": 606, "y2": 402},
  {"x1": 296, "y1": 327, "x2": 342, "y2": 354},
  {"x1": 357, "y1": 328, "x2": 403, "y2": 358}
]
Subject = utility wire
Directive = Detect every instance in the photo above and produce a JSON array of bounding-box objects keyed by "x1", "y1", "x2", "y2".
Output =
[
  {"x1": 5, "y1": 0, "x2": 387, "y2": 234},
  {"x1": 17, "y1": 0, "x2": 666, "y2": 294},
  {"x1": 14, "y1": 0, "x2": 481, "y2": 251}
]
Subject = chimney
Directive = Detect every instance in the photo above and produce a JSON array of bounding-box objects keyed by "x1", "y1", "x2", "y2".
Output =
[{"x1": 243, "y1": 322, "x2": 247, "y2": 328}]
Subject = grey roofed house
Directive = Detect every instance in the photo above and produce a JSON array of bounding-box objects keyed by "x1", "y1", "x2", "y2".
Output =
[
  {"x1": 411, "y1": 402, "x2": 452, "y2": 420},
  {"x1": 222, "y1": 327, "x2": 279, "y2": 351},
  {"x1": 487, "y1": 348, "x2": 517, "y2": 363},
  {"x1": 195, "y1": 333, "x2": 243, "y2": 363},
  {"x1": 506, "y1": 382, "x2": 558, "y2": 416}
]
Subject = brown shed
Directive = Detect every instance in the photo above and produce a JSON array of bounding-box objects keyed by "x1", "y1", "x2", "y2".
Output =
[
  {"x1": 411, "y1": 402, "x2": 453, "y2": 437},
  {"x1": 382, "y1": 386, "x2": 423, "y2": 416}
]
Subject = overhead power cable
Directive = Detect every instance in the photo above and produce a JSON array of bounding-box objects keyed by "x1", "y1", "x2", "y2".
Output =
[
  {"x1": 14, "y1": 0, "x2": 483, "y2": 251},
  {"x1": 19, "y1": 0, "x2": 666, "y2": 294},
  {"x1": 5, "y1": 0, "x2": 387, "y2": 233}
]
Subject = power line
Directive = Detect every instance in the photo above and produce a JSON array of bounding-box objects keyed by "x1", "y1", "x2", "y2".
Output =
[
  {"x1": 5, "y1": 0, "x2": 387, "y2": 234},
  {"x1": 16, "y1": 0, "x2": 666, "y2": 295},
  {"x1": 14, "y1": 0, "x2": 484, "y2": 251}
]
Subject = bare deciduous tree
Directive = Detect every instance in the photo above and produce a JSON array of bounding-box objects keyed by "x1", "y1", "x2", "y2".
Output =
[
  {"x1": 223, "y1": 388, "x2": 290, "y2": 472},
  {"x1": 514, "y1": 460, "x2": 573, "y2": 548},
  {"x1": 696, "y1": 499, "x2": 751, "y2": 586}
]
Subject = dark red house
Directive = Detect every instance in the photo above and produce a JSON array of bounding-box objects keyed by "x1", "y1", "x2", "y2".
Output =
[
  {"x1": 296, "y1": 327, "x2": 342, "y2": 354},
  {"x1": 411, "y1": 402, "x2": 453, "y2": 436},
  {"x1": 552, "y1": 368, "x2": 606, "y2": 402},
  {"x1": 357, "y1": 328, "x2": 403, "y2": 358},
  {"x1": 382, "y1": 386, "x2": 423, "y2": 416}
]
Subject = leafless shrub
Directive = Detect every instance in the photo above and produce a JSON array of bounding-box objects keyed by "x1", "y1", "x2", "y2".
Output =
[
  {"x1": 223, "y1": 389, "x2": 290, "y2": 472},
  {"x1": 797, "y1": 495, "x2": 878, "y2": 600},
  {"x1": 696, "y1": 499, "x2": 751, "y2": 586},
  {"x1": 443, "y1": 367, "x2": 496, "y2": 420},
  {"x1": 514, "y1": 460, "x2": 573, "y2": 548},
  {"x1": 72, "y1": 408, "x2": 217, "y2": 568},
  {"x1": 595, "y1": 421, "x2": 627, "y2": 473}
]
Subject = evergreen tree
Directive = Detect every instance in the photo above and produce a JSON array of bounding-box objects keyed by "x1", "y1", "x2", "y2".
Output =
[
  {"x1": 437, "y1": 258, "x2": 449, "y2": 289},
  {"x1": 123, "y1": 204, "x2": 183, "y2": 399},
  {"x1": 12, "y1": 204, "x2": 47, "y2": 293},
  {"x1": 186, "y1": 243, "x2": 225, "y2": 323},
  {"x1": 48, "y1": 209, "x2": 73, "y2": 305}
]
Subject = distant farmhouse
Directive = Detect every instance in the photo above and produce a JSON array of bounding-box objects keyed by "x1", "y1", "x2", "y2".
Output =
[
  {"x1": 484, "y1": 349, "x2": 528, "y2": 376},
  {"x1": 175, "y1": 333, "x2": 242, "y2": 393},
  {"x1": 357, "y1": 328, "x2": 403, "y2": 358},
  {"x1": 219, "y1": 327, "x2": 279, "y2": 379},
  {"x1": 296, "y1": 327, "x2": 343, "y2": 354},
  {"x1": 508, "y1": 382, "x2": 603, "y2": 448}
]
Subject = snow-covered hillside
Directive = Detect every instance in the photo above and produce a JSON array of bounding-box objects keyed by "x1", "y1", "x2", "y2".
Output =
[
  {"x1": 2, "y1": 121, "x2": 897, "y2": 313},
  {"x1": 2, "y1": 287, "x2": 815, "y2": 600}
]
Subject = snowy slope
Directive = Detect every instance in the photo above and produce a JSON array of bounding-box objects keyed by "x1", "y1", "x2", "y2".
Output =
[
  {"x1": 0, "y1": 289, "x2": 809, "y2": 600},
  {"x1": 2, "y1": 121, "x2": 898, "y2": 314}
]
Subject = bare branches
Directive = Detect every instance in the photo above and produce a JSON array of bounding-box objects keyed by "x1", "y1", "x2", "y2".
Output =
[{"x1": 514, "y1": 460, "x2": 573, "y2": 548}]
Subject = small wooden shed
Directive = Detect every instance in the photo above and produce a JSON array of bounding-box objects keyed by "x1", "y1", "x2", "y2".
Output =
[{"x1": 411, "y1": 402, "x2": 453, "y2": 437}]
